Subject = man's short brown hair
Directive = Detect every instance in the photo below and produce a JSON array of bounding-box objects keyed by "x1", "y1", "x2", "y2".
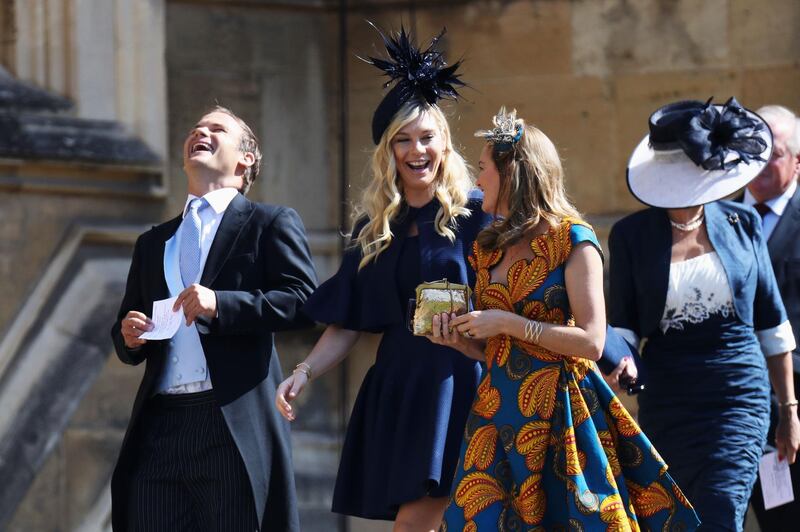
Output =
[{"x1": 211, "y1": 105, "x2": 262, "y2": 194}]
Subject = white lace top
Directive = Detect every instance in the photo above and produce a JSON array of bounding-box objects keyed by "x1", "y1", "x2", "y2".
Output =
[
  {"x1": 660, "y1": 252, "x2": 734, "y2": 334},
  {"x1": 613, "y1": 253, "x2": 795, "y2": 356}
]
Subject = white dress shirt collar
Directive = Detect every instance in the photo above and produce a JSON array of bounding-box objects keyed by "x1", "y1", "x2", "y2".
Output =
[{"x1": 182, "y1": 187, "x2": 239, "y2": 218}]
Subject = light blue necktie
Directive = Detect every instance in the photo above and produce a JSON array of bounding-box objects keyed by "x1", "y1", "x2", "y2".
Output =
[{"x1": 179, "y1": 198, "x2": 207, "y2": 287}]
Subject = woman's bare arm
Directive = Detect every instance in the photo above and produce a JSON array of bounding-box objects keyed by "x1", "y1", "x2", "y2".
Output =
[
  {"x1": 451, "y1": 242, "x2": 606, "y2": 361},
  {"x1": 276, "y1": 324, "x2": 361, "y2": 420}
]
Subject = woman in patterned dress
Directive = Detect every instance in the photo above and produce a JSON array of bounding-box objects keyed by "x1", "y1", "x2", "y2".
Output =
[{"x1": 429, "y1": 108, "x2": 699, "y2": 530}]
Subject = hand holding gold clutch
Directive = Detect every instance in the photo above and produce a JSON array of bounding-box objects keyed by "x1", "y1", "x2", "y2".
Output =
[{"x1": 412, "y1": 279, "x2": 471, "y2": 336}]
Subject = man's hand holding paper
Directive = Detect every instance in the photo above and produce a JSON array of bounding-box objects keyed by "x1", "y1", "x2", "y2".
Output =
[
  {"x1": 173, "y1": 283, "x2": 217, "y2": 326},
  {"x1": 138, "y1": 296, "x2": 183, "y2": 340},
  {"x1": 121, "y1": 311, "x2": 153, "y2": 348}
]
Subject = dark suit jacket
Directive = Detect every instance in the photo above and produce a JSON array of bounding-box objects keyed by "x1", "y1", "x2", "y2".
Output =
[
  {"x1": 110, "y1": 193, "x2": 317, "y2": 532},
  {"x1": 739, "y1": 186, "x2": 800, "y2": 450},
  {"x1": 608, "y1": 200, "x2": 788, "y2": 344},
  {"x1": 763, "y1": 186, "x2": 800, "y2": 373}
]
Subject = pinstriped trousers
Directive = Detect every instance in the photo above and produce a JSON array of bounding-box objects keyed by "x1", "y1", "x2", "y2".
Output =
[{"x1": 127, "y1": 390, "x2": 258, "y2": 532}]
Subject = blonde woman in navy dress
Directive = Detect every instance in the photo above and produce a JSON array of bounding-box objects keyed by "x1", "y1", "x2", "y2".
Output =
[{"x1": 275, "y1": 26, "x2": 491, "y2": 531}]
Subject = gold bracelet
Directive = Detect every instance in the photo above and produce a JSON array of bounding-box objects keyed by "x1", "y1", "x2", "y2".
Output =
[
  {"x1": 779, "y1": 399, "x2": 799, "y2": 408},
  {"x1": 523, "y1": 320, "x2": 534, "y2": 342},
  {"x1": 533, "y1": 321, "x2": 543, "y2": 344},
  {"x1": 523, "y1": 320, "x2": 543, "y2": 344},
  {"x1": 294, "y1": 362, "x2": 313, "y2": 380}
]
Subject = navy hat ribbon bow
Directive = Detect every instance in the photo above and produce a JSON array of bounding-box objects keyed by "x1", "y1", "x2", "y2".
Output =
[{"x1": 649, "y1": 97, "x2": 769, "y2": 171}]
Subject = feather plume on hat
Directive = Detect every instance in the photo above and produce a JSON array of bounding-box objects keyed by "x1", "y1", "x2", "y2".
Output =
[{"x1": 364, "y1": 22, "x2": 465, "y2": 145}]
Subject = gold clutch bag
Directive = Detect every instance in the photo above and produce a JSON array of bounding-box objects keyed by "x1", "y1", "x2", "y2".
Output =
[{"x1": 412, "y1": 279, "x2": 472, "y2": 336}]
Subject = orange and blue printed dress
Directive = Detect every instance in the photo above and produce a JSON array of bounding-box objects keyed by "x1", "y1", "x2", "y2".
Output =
[{"x1": 441, "y1": 218, "x2": 700, "y2": 531}]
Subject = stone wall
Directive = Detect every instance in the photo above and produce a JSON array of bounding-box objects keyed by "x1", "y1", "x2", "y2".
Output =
[
  {"x1": 7, "y1": 350, "x2": 144, "y2": 532},
  {"x1": 0, "y1": 1, "x2": 796, "y2": 531},
  {"x1": 0, "y1": 1, "x2": 170, "y2": 529},
  {"x1": 344, "y1": 0, "x2": 800, "y2": 221},
  {"x1": 10, "y1": 0, "x2": 168, "y2": 159}
]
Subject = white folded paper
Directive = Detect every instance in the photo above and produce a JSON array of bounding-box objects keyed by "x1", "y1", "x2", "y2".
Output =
[
  {"x1": 759, "y1": 450, "x2": 795, "y2": 510},
  {"x1": 139, "y1": 296, "x2": 183, "y2": 340}
]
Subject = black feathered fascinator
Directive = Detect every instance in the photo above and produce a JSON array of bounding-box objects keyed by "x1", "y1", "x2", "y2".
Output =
[
  {"x1": 364, "y1": 22, "x2": 465, "y2": 145},
  {"x1": 626, "y1": 97, "x2": 773, "y2": 209}
]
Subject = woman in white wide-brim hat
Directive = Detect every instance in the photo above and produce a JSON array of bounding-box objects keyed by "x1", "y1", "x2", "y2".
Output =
[{"x1": 609, "y1": 97, "x2": 800, "y2": 530}]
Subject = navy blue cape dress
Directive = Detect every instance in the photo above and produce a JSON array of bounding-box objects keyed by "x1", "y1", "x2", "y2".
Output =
[{"x1": 303, "y1": 195, "x2": 492, "y2": 520}]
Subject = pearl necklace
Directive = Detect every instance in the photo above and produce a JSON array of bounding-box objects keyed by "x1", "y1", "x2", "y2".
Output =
[{"x1": 669, "y1": 214, "x2": 705, "y2": 232}]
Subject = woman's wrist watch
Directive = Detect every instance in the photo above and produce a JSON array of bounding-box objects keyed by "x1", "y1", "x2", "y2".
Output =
[{"x1": 778, "y1": 399, "x2": 799, "y2": 410}]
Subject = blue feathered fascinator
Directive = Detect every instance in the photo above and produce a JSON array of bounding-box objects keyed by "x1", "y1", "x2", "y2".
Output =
[{"x1": 364, "y1": 22, "x2": 465, "y2": 145}]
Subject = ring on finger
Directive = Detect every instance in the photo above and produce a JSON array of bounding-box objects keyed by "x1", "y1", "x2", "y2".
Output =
[{"x1": 463, "y1": 330, "x2": 472, "y2": 338}]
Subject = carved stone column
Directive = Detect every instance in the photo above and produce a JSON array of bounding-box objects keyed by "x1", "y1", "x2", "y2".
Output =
[{"x1": 10, "y1": 0, "x2": 168, "y2": 160}]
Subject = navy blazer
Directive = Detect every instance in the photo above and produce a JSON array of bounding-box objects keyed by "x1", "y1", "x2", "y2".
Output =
[{"x1": 608, "y1": 200, "x2": 788, "y2": 343}]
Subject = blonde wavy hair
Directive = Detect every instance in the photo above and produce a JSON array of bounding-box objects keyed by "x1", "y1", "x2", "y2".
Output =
[
  {"x1": 477, "y1": 110, "x2": 581, "y2": 250},
  {"x1": 352, "y1": 101, "x2": 473, "y2": 269}
]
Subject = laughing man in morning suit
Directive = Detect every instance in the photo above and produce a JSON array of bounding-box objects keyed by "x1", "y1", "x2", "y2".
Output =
[{"x1": 110, "y1": 106, "x2": 316, "y2": 531}]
